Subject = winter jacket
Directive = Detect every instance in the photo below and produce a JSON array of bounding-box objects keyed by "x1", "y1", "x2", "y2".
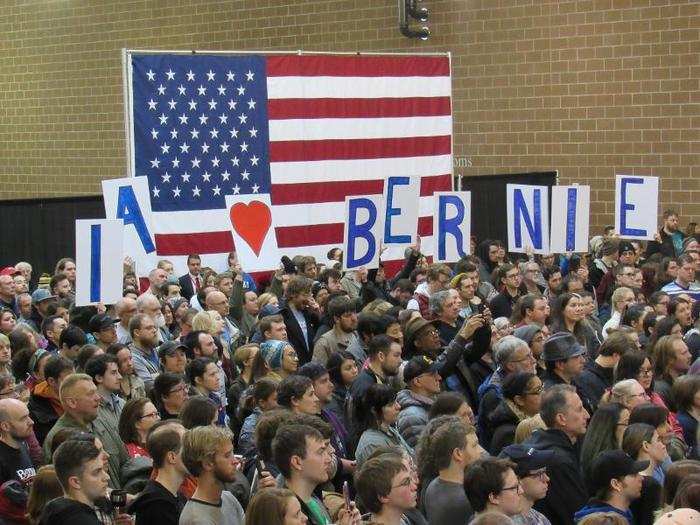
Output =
[
  {"x1": 396, "y1": 389, "x2": 433, "y2": 448},
  {"x1": 476, "y1": 368, "x2": 507, "y2": 446},
  {"x1": 488, "y1": 400, "x2": 520, "y2": 455},
  {"x1": 355, "y1": 426, "x2": 414, "y2": 467},
  {"x1": 524, "y1": 428, "x2": 586, "y2": 525},
  {"x1": 576, "y1": 360, "x2": 614, "y2": 412}
]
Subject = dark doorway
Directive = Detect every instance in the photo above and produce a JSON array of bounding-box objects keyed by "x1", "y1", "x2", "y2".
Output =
[
  {"x1": 457, "y1": 172, "x2": 558, "y2": 245},
  {"x1": 0, "y1": 196, "x2": 105, "y2": 278}
]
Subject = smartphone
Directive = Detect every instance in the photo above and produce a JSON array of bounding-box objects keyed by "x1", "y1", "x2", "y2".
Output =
[
  {"x1": 343, "y1": 481, "x2": 351, "y2": 509},
  {"x1": 257, "y1": 459, "x2": 267, "y2": 475}
]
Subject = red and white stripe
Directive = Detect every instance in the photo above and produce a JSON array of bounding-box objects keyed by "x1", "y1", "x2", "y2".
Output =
[{"x1": 153, "y1": 54, "x2": 452, "y2": 271}]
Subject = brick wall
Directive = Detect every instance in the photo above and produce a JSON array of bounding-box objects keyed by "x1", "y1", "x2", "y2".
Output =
[{"x1": 2, "y1": 0, "x2": 699, "y2": 232}]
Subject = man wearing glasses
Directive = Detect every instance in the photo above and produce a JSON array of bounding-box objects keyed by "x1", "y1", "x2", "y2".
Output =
[
  {"x1": 490, "y1": 264, "x2": 523, "y2": 320},
  {"x1": 463, "y1": 457, "x2": 524, "y2": 520},
  {"x1": 499, "y1": 444, "x2": 555, "y2": 525}
]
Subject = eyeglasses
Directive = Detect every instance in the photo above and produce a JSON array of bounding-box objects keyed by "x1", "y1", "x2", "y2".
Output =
[
  {"x1": 501, "y1": 482, "x2": 522, "y2": 493},
  {"x1": 524, "y1": 386, "x2": 544, "y2": 395},
  {"x1": 526, "y1": 468, "x2": 548, "y2": 481},
  {"x1": 510, "y1": 352, "x2": 535, "y2": 363},
  {"x1": 139, "y1": 411, "x2": 161, "y2": 420},
  {"x1": 638, "y1": 368, "x2": 653, "y2": 377},
  {"x1": 168, "y1": 384, "x2": 188, "y2": 395},
  {"x1": 392, "y1": 477, "x2": 413, "y2": 489},
  {"x1": 506, "y1": 273, "x2": 521, "y2": 279}
]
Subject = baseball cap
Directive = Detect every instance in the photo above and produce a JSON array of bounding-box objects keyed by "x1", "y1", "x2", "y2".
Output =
[
  {"x1": 589, "y1": 450, "x2": 649, "y2": 493},
  {"x1": 31, "y1": 288, "x2": 57, "y2": 304},
  {"x1": 0, "y1": 267, "x2": 20, "y2": 277},
  {"x1": 88, "y1": 314, "x2": 120, "y2": 333},
  {"x1": 403, "y1": 355, "x2": 440, "y2": 384},
  {"x1": 542, "y1": 332, "x2": 586, "y2": 362},
  {"x1": 499, "y1": 444, "x2": 555, "y2": 477},
  {"x1": 158, "y1": 340, "x2": 188, "y2": 360},
  {"x1": 618, "y1": 241, "x2": 635, "y2": 254}
]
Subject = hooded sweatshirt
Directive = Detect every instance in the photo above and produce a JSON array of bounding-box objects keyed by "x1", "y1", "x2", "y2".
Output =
[
  {"x1": 39, "y1": 497, "x2": 100, "y2": 525},
  {"x1": 129, "y1": 479, "x2": 186, "y2": 525}
]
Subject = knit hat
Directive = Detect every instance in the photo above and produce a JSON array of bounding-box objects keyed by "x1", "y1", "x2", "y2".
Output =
[
  {"x1": 260, "y1": 339, "x2": 287, "y2": 369},
  {"x1": 513, "y1": 324, "x2": 542, "y2": 347}
]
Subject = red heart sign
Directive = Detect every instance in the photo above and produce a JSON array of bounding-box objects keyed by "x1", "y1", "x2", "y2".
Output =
[{"x1": 229, "y1": 201, "x2": 272, "y2": 256}]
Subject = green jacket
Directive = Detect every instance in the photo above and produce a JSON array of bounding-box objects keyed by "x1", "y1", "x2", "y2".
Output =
[{"x1": 42, "y1": 411, "x2": 129, "y2": 489}]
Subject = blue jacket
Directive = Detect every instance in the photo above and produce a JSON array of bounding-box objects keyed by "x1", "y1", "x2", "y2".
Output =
[{"x1": 574, "y1": 501, "x2": 634, "y2": 524}]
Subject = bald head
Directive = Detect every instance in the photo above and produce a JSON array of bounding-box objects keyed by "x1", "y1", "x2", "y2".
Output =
[
  {"x1": 0, "y1": 398, "x2": 34, "y2": 444},
  {"x1": 136, "y1": 293, "x2": 161, "y2": 320},
  {"x1": 205, "y1": 290, "x2": 229, "y2": 317},
  {"x1": 115, "y1": 297, "x2": 137, "y2": 326}
]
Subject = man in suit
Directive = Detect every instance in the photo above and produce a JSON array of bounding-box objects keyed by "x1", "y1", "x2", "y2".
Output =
[
  {"x1": 178, "y1": 254, "x2": 202, "y2": 301},
  {"x1": 279, "y1": 275, "x2": 320, "y2": 365}
]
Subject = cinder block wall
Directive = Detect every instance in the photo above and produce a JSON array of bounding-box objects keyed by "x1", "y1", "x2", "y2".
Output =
[{"x1": 2, "y1": 0, "x2": 699, "y2": 232}]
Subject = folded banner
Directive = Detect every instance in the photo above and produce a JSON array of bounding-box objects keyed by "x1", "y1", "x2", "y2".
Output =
[
  {"x1": 126, "y1": 52, "x2": 453, "y2": 270},
  {"x1": 75, "y1": 219, "x2": 124, "y2": 306}
]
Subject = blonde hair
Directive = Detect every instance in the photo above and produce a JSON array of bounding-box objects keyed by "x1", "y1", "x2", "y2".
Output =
[
  {"x1": 0, "y1": 334, "x2": 9, "y2": 347},
  {"x1": 611, "y1": 286, "x2": 633, "y2": 310},
  {"x1": 257, "y1": 292, "x2": 278, "y2": 310},
  {"x1": 514, "y1": 414, "x2": 546, "y2": 443},
  {"x1": 192, "y1": 311, "x2": 217, "y2": 334},
  {"x1": 181, "y1": 425, "x2": 233, "y2": 477},
  {"x1": 233, "y1": 343, "x2": 259, "y2": 367},
  {"x1": 58, "y1": 373, "x2": 93, "y2": 404},
  {"x1": 600, "y1": 379, "x2": 641, "y2": 406}
]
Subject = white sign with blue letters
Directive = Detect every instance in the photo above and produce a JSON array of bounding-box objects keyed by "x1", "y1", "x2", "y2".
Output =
[
  {"x1": 432, "y1": 191, "x2": 471, "y2": 263},
  {"x1": 550, "y1": 185, "x2": 590, "y2": 253},
  {"x1": 614, "y1": 175, "x2": 659, "y2": 240},
  {"x1": 506, "y1": 184, "x2": 550, "y2": 254},
  {"x1": 343, "y1": 195, "x2": 385, "y2": 271}
]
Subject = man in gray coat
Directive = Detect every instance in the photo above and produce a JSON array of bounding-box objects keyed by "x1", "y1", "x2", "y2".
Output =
[{"x1": 397, "y1": 356, "x2": 442, "y2": 447}]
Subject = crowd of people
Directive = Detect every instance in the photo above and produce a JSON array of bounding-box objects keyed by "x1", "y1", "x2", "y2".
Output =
[{"x1": 0, "y1": 210, "x2": 699, "y2": 525}]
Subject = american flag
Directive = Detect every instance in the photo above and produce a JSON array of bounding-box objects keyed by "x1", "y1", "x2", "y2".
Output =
[{"x1": 129, "y1": 53, "x2": 453, "y2": 265}]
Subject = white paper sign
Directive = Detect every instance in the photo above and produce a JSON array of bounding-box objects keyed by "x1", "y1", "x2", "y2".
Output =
[
  {"x1": 343, "y1": 195, "x2": 385, "y2": 271},
  {"x1": 432, "y1": 191, "x2": 471, "y2": 263},
  {"x1": 550, "y1": 185, "x2": 590, "y2": 253},
  {"x1": 615, "y1": 175, "x2": 659, "y2": 240},
  {"x1": 381, "y1": 176, "x2": 420, "y2": 261},
  {"x1": 102, "y1": 177, "x2": 157, "y2": 276},
  {"x1": 506, "y1": 184, "x2": 550, "y2": 254},
  {"x1": 225, "y1": 194, "x2": 279, "y2": 272},
  {"x1": 75, "y1": 219, "x2": 125, "y2": 306}
]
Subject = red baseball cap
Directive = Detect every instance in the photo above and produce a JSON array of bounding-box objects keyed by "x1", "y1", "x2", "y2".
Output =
[{"x1": 0, "y1": 267, "x2": 20, "y2": 277}]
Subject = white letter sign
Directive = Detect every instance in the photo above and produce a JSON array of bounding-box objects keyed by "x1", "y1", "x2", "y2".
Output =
[
  {"x1": 75, "y1": 219, "x2": 125, "y2": 306},
  {"x1": 615, "y1": 175, "x2": 659, "y2": 240},
  {"x1": 506, "y1": 184, "x2": 550, "y2": 254},
  {"x1": 432, "y1": 191, "x2": 471, "y2": 263},
  {"x1": 550, "y1": 185, "x2": 590, "y2": 253}
]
